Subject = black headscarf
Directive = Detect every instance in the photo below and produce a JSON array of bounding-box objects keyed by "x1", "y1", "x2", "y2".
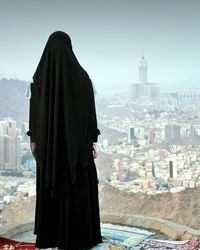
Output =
[{"x1": 30, "y1": 31, "x2": 99, "y2": 196}]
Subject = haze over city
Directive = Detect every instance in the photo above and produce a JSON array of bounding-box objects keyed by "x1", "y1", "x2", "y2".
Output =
[{"x1": 0, "y1": 0, "x2": 200, "y2": 94}]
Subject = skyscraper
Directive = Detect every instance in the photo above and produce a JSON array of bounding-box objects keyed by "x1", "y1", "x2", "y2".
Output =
[
  {"x1": 0, "y1": 117, "x2": 21, "y2": 171},
  {"x1": 0, "y1": 136, "x2": 6, "y2": 168},
  {"x1": 130, "y1": 56, "x2": 160, "y2": 99},
  {"x1": 128, "y1": 127, "x2": 135, "y2": 143},
  {"x1": 159, "y1": 149, "x2": 166, "y2": 160},
  {"x1": 21, "y1": 122, "x2": 29, "y2": 143},
  {"x1": 169, "y1": 160, "x2": 177, "y2": 179},
  {"x1": 165, "y1": 124, "x2": 181, "y2": 141},
  {"x1": 169, "y1": 160, "x2": 173, "y2": 178},
  {"x1": 139, "y1": 56, "x2": 148, "y2": 83},
  {"x1": 147, "y1": 128, "x2": 154, "y2": 144}
]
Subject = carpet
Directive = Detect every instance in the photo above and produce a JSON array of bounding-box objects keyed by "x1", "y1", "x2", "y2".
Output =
[
  {"x1": 91, "y1": 223, "x2": 154, "y2": 249},
  {"x1": 1, "y1": 224, "x2": 200, "y2": 250},
  {"x1": 0, "y1": 223, "x2": 153, "y2": 250},
  {"x1": 131, "y1": 238, "x2": 200, "y2": 250},
  {"x1": 0, "y1": 236, "x2": 35, "y2": 250}
]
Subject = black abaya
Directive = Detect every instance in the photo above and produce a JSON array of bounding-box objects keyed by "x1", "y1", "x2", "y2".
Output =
[
  {"x1": 27, "y1": 31, "x2": 102, "y2": 249},
  {"x1": 34, "y1": 145, "x2": 102, "y2": 249}
]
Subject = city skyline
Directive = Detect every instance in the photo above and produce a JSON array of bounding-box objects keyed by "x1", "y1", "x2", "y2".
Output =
[
  {"x1": 0, "y1": 0, "x2": 200, "y2": 94},
  {"x1": 1, "y1": 85, "x2": 200, "y2": 232},
  {"x1": 2, "y1": 86, "x2": 200, "y2": 194}
]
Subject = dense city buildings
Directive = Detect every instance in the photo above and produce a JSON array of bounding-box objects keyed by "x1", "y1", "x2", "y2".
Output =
[
  {"x1": 97, "y1": 88, "x2": 200, "y2": 194},
  {"x1": 0, "y1": 117, "x2": 35, "y2": 228}
]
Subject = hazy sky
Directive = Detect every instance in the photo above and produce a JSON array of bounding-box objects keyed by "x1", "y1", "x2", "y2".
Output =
[{"x1": 0, "y1": 0, "x2": 200, "y2": 94}]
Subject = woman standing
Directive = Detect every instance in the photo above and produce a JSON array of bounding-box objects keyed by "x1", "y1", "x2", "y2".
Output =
[{"x1": 27, "y1": 31, "x2": 102, "y2": 249}]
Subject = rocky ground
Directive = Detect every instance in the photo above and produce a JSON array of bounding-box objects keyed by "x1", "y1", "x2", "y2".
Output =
[{"x1": 99, "y1": 182, "x2": 200, "y2": 230}]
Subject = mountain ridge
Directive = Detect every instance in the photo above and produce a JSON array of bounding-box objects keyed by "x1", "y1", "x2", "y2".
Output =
[{"x1": 0, "y1": 78, "x2": 29, "y2": 124}]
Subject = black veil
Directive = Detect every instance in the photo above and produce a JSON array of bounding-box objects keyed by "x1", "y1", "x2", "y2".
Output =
[{"x1": 29, "y1": 31, "x2": 99, "y2": 196}]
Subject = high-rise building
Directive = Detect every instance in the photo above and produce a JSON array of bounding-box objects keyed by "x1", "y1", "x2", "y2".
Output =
[
  {"x1": 130, "y1": 56, "x2": 160, "y2": 99},
  {"x1": 128, "y1": 127, "x2": 135, "y2": 143},
  {"x1": 147, "y1": 128, "x2": 154, "y2": 144},
  {"x1": 21, "y1": 122, "x2": 29, "y2": 143},
  {"x1": 159, "y1": 149, "x2": 166, "y2": 160},
  {"x1": 169, "y1": 161, "x2": 173, "y2": 178},
  {"x1": 139, "y1": 56, "x2": 148, "y2": 83},
  {"x1": 169, "y1": 160, "x2": 177, "y2": 179},
  {"x1": 152, "y1": 161, "x2": 156, "y2": 178},
  {"x1": 130, "y1": 83, "x2": 140, "y2": 98},
  {"x1": 135, "y1": 127, "x2": 145, "y2": 139},
  {"x1": 0, "y1": 117, "x2": 21, "y2": 171},
  {"x1": 165, "y1": 124, "x2": 181, "y2": 141},
  {"x1": 0, "y1": 136, "x2": 6, "y2": 168}
]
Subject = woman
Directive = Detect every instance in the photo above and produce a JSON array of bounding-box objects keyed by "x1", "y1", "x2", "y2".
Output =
[{"x1": 27, "y1": 31, "x2": 102, "y2": 249}]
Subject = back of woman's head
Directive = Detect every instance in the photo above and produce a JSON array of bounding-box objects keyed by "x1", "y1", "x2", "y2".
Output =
[
  {"x1": 33, "y1": 31, "x2": 75, "y2": 81},
  {"x1": 47, "y1": 31, "x2": 73, "y2": 51}
]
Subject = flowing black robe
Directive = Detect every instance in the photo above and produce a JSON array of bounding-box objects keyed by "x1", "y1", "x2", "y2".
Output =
[{"x1": 27, "y1": 31, "x2": 102, "y2": 249}]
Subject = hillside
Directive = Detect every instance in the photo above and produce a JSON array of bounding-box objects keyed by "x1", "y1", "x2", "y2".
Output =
[
  {"x1": 99, "y1": 182, "x2": 200, "y2": 230},
  {"x1": 0, "y1": 78, "x2": 29, "y2": 124},
  {"x1": 1, "y1": 182, "x2": 200, "y2": 236}
]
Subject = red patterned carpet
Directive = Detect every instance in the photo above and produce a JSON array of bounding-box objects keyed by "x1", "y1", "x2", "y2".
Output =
[{"x1": 0, "y1": 236, "x2": 35, "y2": 250}]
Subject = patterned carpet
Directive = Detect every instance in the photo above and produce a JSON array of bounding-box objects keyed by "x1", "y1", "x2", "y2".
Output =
[
  {"x1": 0, "y1": 236, "x2": 35, "y2": 249},
  {"x1": 131, "y1": 238, "x2": 200, "y2": 250},
  {"x1": 0, "y1": 224, "x2": 200, "y2": 250},
  {"x1": 92, "y1": 223, "x2": 153, "y2": 249}
]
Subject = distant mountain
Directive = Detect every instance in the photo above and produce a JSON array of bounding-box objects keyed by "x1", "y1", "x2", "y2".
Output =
[
  {"x1": 97, "y1": 124, "x2": 126, "y2": 144},
  {"x1": 163, "y1": 79, "x2": 200, "y2": 92},
  {"x1": 0, "y1": 78, "x2": 29, "y2": 125}
]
